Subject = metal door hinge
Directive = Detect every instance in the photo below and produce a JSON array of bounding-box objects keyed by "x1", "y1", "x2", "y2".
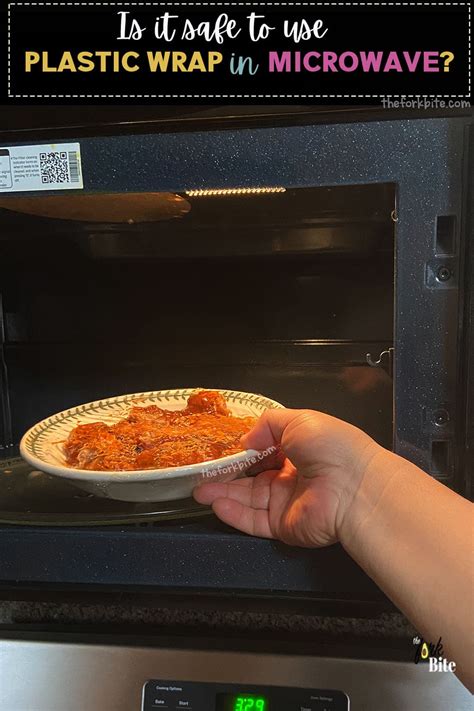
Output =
[{"x1": 366, "y1": 347, "x2": 394, "y2": 378}]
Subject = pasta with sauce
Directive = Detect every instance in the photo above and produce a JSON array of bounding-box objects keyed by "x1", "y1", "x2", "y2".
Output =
[{"x1": 63, "y1": 390, "x2": 257, "y2": 471}]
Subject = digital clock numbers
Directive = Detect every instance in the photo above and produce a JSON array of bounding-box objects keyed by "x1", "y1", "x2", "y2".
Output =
[
  {"x1": 216, "y1": 693, "x2": 268, "y2": 710},
  {"x1": 234, "y1": 696, "x2": 267, "y2": 711}
]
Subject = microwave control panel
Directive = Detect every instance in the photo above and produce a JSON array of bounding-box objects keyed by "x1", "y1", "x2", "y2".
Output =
[{"x1": 142, "y1": 680, "x2": 349, "y2": 711}]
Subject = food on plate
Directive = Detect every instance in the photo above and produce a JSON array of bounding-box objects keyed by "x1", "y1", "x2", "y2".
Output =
[{"x1": 63, "y1": 390, "x2": 257, "y2": 471}]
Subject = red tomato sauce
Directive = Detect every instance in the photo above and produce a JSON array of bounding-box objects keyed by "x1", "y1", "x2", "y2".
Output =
[{"x1": 63, "y1": 390, "x2": 256, "y2": 471}]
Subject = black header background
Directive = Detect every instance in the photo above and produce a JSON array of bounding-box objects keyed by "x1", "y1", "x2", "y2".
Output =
[{"x1": 0, "y1": 3, "x2": 471, "y2": 104}]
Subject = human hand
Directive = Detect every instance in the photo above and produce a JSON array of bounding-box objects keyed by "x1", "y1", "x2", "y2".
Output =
[
  {"x1": 193, "y1": 408, "x2": 382, "y2": 547},
  {"x1": 197, "y1": 408, "x2": 474, "y2": 694}
]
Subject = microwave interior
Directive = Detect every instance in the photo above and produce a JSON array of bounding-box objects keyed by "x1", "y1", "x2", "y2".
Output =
[{"x1": 0, "y1": 183, "x2": 395, "y2": 524}]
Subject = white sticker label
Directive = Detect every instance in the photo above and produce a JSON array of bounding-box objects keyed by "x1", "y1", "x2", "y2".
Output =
[{"x1": 0, "y1": 143, "x2": 83, "y2": 192}]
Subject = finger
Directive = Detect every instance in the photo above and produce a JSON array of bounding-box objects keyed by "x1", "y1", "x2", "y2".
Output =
[
  {"x1": 193, "y1": 470, "x2": 277, "y2": 508},
  {"x1": 212, "y1": 498, "x2": 274, "y2": 539},
  {"x1": 241, "y1": 408, "x2": 314, "y2": 451}
]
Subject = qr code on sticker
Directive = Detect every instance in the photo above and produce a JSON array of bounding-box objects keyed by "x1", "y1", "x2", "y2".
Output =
[{"x1": 39, "y1": 151, "x2": 69, "y2": 184}]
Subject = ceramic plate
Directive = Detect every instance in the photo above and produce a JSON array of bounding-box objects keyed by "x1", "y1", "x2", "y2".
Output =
[{"x1": 20, "y1": 389, "x2": 284, "y2": 502}]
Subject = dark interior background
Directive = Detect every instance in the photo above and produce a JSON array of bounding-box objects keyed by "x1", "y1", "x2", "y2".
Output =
[{"x1": 0, "y1": 183, "x2": 395, "y2": 450}]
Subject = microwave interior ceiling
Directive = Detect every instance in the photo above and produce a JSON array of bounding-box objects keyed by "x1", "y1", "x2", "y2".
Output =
[
  {"x1": 0, "y1": 184, "x2": 396, "y2": 260},
  {"x1": 0, "y1": 192, "x2": 191, "y2": 223}
]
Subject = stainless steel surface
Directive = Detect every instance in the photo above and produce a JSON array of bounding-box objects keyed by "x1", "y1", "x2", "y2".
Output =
[{"x1": 0, "y1": 639, "x2": 471, "y2": 711}]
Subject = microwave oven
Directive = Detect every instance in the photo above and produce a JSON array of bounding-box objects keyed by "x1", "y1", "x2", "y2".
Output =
[{"x1": 0, "y1": 107, "x2": 472, "y2": 611}]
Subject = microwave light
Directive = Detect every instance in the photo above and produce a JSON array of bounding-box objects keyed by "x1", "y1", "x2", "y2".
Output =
[{"x1": 185, "y1": 187, "x2": 286, "y2": 197}]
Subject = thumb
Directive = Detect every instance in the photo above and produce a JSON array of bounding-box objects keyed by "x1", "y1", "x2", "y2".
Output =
[
  {"x1": 242, "y1": 408, "x2": 319, "y2": 469},
  {"x1": 241, "y1": 408, "x2": 303, "y2": 450}
]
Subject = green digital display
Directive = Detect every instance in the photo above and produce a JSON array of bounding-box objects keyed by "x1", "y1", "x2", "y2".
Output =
[
  {"x1": 234, "y1": 697, "x2": 267, "y2": 711},
  {"x1": 216, "y1": 693, "x2": 268, "y2": 711}
]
